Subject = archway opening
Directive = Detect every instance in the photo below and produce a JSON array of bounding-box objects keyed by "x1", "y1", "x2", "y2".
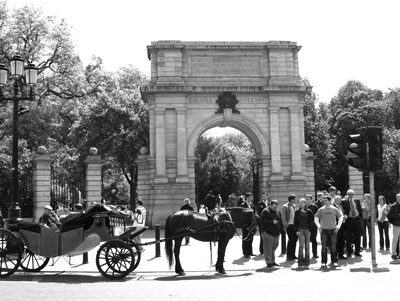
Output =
[{"x1": 194, "y1": 126, "x2": 257, "y2": 210}]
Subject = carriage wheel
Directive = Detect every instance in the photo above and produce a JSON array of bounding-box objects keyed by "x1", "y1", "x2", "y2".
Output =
[
  {"x1": 0, "y1": 229, "x2": 22, "y2": 278},
  {"x1": 20, "y1": 248, "x2": 49, "y2": 272},
  {"x1": 96, "y1": 240, "x2": 135, "y2": 280}
]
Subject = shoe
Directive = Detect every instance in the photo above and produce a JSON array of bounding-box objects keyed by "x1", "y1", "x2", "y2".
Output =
[
  {"x1": 379, "y1": 247, "x2": 384, "y2": 251},
  {"x1": 312, "y1": 255, "x2": 319, "y2": 259},
  {"x1": 391, "y1": 255, "x2": 398, "y2": 260},
  {"x1": 331, "y1": 262, "x2": 339, "y2": 267},
  {"x1": 272, "y1": 262, "x2": 279, "y2": 267},
  {"x1": 293, "y1": 256, "x2": 298, "y2": 260},
  {"x1": 267, "y1": 263, "x2": 274, "y2": 268},
  {"x1": 250, "y1": 254, "x2": 257, "y2": 256},
  {"x1": 386, "y1": 248, "x2": 390, "y2": 251},
  {"x1": 347, "y1": 253, "x2": 352, "y2": 257},
  {"x1": 338, "y1": 255, "x2": 347, "y2": 260},
  {"x1": 244, "y1": 255, "x2": 251, "y2": 258},
  {"x1": 354, "y1": 253, "x2": 362, "y2": 257},
  {"x1": 321, "y1": 263, "x2": 327, "y2": 268}
]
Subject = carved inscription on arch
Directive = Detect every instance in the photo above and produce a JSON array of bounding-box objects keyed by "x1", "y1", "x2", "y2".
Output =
[
  {"x1": 187, "y1": 96, "x2": 268, "y2": 104},
  {"x1": 189, "y1": 56, "x2": 260, "y2": 76}
]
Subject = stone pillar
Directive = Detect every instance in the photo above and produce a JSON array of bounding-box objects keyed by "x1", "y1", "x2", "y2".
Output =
[
  {"x1": 269, "y1": 107, "x2": 283, "y2": 180},
  {"x1": 85, "y1": 147, "x2": 102, "y2": 204},
  {"x1": 155, "y1": 108, "x2": 168, "y2": 183},
  {"x1": 348, "y1": 166, "x2": 364, "y2": 197},
  {"x1": 32, "y1": 146, "x2": 51, "y2": 222},
  {"x1": 176, "y1": 108, "x2": 189, "y2": 182},
  {"x1": 290, "y1": 108, "x2": 303, "y2": 179}
]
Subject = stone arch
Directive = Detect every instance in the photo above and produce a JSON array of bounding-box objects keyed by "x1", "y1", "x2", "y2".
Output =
[{"x1": 187, "y1": 113, "x2": 269, "y2": 158}]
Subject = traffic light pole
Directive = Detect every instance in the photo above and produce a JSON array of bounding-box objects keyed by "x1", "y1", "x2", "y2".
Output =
[{"x1": 369, "y1": 171, "x2": 376, "y2": 263}]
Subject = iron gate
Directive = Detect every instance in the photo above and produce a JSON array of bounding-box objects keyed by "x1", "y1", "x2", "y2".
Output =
[
  {"x1": 0, "y1": 166, "x2": 33, "y2": 218},
  {"x1": 50, "y1": 165, "x2": 86, "y2": 210}
]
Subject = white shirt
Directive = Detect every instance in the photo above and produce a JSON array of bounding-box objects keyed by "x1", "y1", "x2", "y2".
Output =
[
  {"x1": 288, "y1": 206, "x2": 295, "y2": 225},
  {"x1": 134, "y1": 205, "x2": 146, "y2": 225},
  {"x1": 377, "y1": 203, "x2": 388, "y2": 222}
]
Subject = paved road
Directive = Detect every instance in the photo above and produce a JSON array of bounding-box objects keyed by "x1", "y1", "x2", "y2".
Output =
[{"x1": 2, "y1": 227, "x2": 399, "y2": 301}]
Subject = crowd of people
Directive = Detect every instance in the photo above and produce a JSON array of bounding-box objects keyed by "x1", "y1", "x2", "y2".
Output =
[{"x1": 196, "y1": 188, "x2": 400, "y2": 268}]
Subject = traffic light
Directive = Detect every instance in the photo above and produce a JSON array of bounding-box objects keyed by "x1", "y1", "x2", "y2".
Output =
[
  {"x1": 348, "y1": 127, "x2": 367, "y2": 170},
  {"x1": 368, "y1": 126, "x2": 383, "y2": 171}
]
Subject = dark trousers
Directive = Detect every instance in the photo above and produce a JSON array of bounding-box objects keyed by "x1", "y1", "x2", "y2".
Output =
[
  {"x1": 242, "y1": 227, "x2": 253, "y2": 256},
  {"x1": 378, "y1": 221, "x2": 390, "y2": 249},
  {"x1": 310, "y1": 224, "x2": 318, "y2": 257},
  {"x1": 259, "y1": 224, "x2": 264, "y2": 254},
  {"x1": 346, "y1": 217, "x2": 361, "y2": 255},
  {"x1": 286, "y1": 225, "x2": 298, "y2": 259},
  {"x1": 281, "y1": 230, "x2": 287, "y2": 254},
  {"x1": 336, "y1": 224, "x2": 346, "y2": 257}
]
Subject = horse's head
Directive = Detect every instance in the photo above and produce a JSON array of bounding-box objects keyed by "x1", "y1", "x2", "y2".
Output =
[{"x1": 225, "y1": 207, "x2": 255, "y2": 229}]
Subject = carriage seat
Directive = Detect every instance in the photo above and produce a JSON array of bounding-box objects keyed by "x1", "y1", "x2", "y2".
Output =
[{"x1": 9, "y1": 220, "x2": 42, "y2": 233}]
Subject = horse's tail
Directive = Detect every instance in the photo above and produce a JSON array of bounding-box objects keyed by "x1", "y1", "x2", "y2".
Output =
[{"x1": 165, "y1": 215, "x2": 174, "y2": 268}]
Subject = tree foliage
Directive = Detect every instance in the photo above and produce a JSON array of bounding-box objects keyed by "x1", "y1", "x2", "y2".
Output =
[{"x1": 196, "y1": 132, "x2": 255, "y2": 203}]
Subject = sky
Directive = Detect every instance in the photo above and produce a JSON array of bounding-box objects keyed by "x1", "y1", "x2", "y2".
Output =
[{"x1": 8, "y1": 0, "x2": 400, "y2": 105}]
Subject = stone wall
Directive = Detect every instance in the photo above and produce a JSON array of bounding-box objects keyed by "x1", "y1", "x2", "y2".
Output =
[{"x1": 139, "y1": 41, "x2": 315, "y2": 227}]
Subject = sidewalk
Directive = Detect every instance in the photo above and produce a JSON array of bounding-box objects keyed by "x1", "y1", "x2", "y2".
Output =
[{"x1": 23, "y1": 226, "x2": 400, "y2": 277}]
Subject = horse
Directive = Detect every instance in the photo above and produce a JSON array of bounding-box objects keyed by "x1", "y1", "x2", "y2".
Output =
[{"x1": 164, "y1": 207, "x2": 255, "y2": 275}]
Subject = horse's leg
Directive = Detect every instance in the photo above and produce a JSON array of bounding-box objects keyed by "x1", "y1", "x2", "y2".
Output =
[
  {"x1": 174, "y1": 237, "x2": 185, "y2": 276},
  {"x1": 216, "y1": 236, "x2": 230, "y2": 274}
]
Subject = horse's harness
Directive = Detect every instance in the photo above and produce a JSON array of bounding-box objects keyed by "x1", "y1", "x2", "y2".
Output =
[{"x1": 173, "y1": 210, "x2": 257, "y2": 242}]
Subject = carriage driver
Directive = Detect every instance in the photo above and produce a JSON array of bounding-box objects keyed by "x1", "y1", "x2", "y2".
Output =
[{"x1": 39, "y1": 205, "x2": 61, "y2": 229}]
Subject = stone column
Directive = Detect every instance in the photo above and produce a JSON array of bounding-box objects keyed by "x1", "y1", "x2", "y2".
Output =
[
  {"x1": 155, "y1": 108, "x2": 168, "y2": 183},
  {"x1": 85, "y1": 147, "x2": 102, "y2": 204},
  {"x1": 290, "y1": 108, "x2": 303, "y2": 179},
  {"x1": 269, "y1": 107, "x2": 283, "y2": 180},
  {"x1": 32, "y1": 146, "x2": 51, "y2": 222},
  {"x1": 176, "y1": 108, "x2": 189, "y2": 182}
]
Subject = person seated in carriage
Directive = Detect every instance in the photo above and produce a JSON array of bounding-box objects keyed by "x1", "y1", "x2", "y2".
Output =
[{"x1": 39, "y1": 205, "x2": 61, "y2": 229}]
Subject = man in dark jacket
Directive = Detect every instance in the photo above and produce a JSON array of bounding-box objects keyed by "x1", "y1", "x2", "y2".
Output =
[
  {"x1": 341, "y1": 189, "x2": 363, "y2": 257},
  {"x1": 387, "y1": 193, "x2": 400, "y2": 260},
  {"x1": 260, "y1": 199, "x2": 283, "y2": 268},
  {"x1": 306, "y1": 194, "x2": 319, "y2": 258}
]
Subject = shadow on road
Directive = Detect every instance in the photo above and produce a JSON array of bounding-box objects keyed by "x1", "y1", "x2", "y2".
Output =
[
  {"x1": 1, "y1": 272, "x2": 133, "y2": 283},
  {"x1": 154, "y1": 272, "x2": 252, "y2": 281}
]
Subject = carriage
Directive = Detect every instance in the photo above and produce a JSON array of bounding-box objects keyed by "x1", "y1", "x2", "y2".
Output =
[{"x1": 0, "y1": 204, "x2": 146, "y2": 280}]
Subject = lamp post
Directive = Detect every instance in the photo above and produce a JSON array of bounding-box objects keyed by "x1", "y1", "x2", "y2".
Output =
[{"x1": 0, "y1": 54, "x2": 38, "y2": 223}]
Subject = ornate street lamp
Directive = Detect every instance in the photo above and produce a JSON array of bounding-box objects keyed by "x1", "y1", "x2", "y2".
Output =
[{"x1": 0, "y1": 54, "x2": 38, "y2": 223}]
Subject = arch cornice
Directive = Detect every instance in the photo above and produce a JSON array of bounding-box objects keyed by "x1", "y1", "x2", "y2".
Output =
[{"x1": 187, "y1": 113, "x2": 270, "y2": 157}]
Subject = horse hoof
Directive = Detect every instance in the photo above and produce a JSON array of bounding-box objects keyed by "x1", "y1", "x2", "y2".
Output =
[{"x1": 177, "y1": 272, "x2": 186, "y2": 276}]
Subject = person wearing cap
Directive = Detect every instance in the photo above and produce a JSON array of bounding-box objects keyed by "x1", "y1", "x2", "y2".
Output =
[
  {"x1": 39, "y1": 205, "x2": 61, "y2": 229},
  {"x1": 260, "y1": 199, "x2": 283, "y2": 268}
]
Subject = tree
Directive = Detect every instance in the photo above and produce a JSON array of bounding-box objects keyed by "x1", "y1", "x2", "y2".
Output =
[
  {"x1": 303, "y1": 83, "x2": 334, "y2": 190},
  {"x1": 196, "y1": 132, "x2": 255, "y2": 203},
  {"x1": 72, "y1": 64, "x2": 149, "y2": 209}
]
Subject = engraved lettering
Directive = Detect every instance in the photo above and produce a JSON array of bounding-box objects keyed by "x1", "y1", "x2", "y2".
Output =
[{"x1": 190, "y1": 56, "x2": 260, "y2": 76}]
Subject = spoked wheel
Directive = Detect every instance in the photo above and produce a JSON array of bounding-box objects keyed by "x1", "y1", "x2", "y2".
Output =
[
  {"x1": 0, "y1": 229, "x2": 22, "y2": 278},
  {"x1": 20, "y1": 248, "x2": 49, "y2": 272},
  {"x1": 96, "y1": 240, "x2": 135, "y2": 280}
]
